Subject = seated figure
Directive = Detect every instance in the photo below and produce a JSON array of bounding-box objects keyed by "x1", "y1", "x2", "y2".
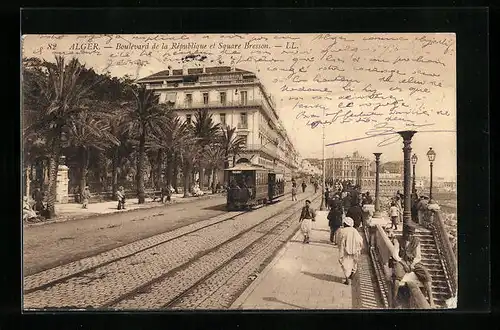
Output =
[{"x1": 391, "y1": 223, "x2": 436, "y2": 308}]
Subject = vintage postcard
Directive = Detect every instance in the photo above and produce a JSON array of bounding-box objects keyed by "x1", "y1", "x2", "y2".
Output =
[{"x1": 21, "y1": 33, "x2": 457, "y2": 310}]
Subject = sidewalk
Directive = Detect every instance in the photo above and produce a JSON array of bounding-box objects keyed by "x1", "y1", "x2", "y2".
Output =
[
  {"x1": 232, "y1": 211, "x2": 354, "y2": 310},
  {"x1": 24, "y1": 191, "x2": 219, "y2": 227}
]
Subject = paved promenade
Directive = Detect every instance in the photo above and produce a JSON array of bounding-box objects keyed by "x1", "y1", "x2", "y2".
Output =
[
  {"x1": 231, "y1": 210, "x2": 384, "y2": 310},
  {"x1": 24, "y1": 191, "x2": 216, "y2": 227}
]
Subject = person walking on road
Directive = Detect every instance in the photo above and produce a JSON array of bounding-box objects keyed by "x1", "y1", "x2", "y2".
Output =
[
  {"x1": 338, "y1": 216, "x2": 364, "y2": 285},
  {"x1": 389, "y1": 202, "x2": 400, "y2": 230},
  {"x1": 299, "y1": 199, "x2": 316, "y2": 244},
  {"x1": 327, "y1": 194, "x2": 343, "y2": 245},
  {"x1": 116, "y1": 186, "x2": 126, "y2": 210},
  {"x1": 291, "y1": 185, "x2": 297, "y2": 201},
  {"x1": 346, "y1": 201, "x2": 364, "y2": 229},
  {"x1": 81, "y1": 186, "x2": 91, "y2": 209},
  {"x1": 324, "y1": 187, "x2": 330, "y2": 210},
  {"x1": 301, "y1": 181, "x2": 307, "y2": 193}
]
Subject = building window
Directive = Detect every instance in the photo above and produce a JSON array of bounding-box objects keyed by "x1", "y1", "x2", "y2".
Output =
[
  {"x1": 203, "y1": 93, "x2": 209, "y2": 105},
  {"x1": 220, "y1": 113, "x2": 226, "y2": 126},
  {"x1": 186, "y1": 114, "x2": 192, "y2": 125},
  {"x1": 220, "y1": 92, "x2": 227, "y2": 105},
  {"x1": 239, "y1": 112, "x2": 248, "y2": 129},
  {"x1": 185, "y1": 93, "x2": 193, "y2": 106},
  {"x1": 240, "y1": 91, "x2": 248, "y2": 105}
]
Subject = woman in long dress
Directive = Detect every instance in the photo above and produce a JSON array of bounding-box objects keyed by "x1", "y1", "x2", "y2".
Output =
[{"x1": 338, "y1": 217, "x2": 364, "y2": 285}]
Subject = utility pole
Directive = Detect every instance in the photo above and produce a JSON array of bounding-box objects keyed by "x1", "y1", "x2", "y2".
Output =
[{"x1": 320, "y1": 108, "x2": 326, "y2": 211}]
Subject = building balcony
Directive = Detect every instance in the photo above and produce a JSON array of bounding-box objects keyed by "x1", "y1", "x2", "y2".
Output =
[
  {"x1": 237, "y1": 123, "x2": 249, "y2": 129},
  {"x1": 170, "y1": 99, "x2": 265, "y2": 110},
  {"x1": 245, "y1": 144, "x2": 278, "y2": 159}
]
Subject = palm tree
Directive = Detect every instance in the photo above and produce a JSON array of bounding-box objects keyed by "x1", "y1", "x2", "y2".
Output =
[
  {"x1": 148, "y1": 115, "x2": 192, "y2": 190},
  {"x1": 192, "y1": 109, "x2": 221, "y2": 188},
  {"x1": 204, "y1": 144, "x2": 225, "y2": 192},
  {"x1": 65, "y1": 110, "x2": 119, "y2": 197},
  {"x1": 22, "y1": 56, "x2": 96, "y2": 218},
  {"x1": 121, "y1": 86, "x2": 171, "y2": 203},
  {"x1": 220, "y1": 125, "x2": 247, "y2": 182}
]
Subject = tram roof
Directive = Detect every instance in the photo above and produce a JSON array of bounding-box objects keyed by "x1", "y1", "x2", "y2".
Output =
[{"x1": 224, "y1": 162, "x2": 270, "y2": 172}]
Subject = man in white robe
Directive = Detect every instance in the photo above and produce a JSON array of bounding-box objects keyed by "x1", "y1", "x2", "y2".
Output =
[{"x1": 338, "y1": 217, "x2": 364, "y2": 285}]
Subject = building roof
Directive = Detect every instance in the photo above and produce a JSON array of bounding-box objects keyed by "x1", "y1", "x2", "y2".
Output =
[{"x1": 137, "y1": 66, "x2": 256, "y2": 82}]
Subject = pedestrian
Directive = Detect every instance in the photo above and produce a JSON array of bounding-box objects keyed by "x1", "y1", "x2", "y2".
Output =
[
  {"x1": 314, "y1": 181, "x2": 319, "y2": 193},
  {"x1": 327, "y1": 194, "x2": 343, "y2": 245},
  {"x1": 299, "y1": 199, "x2": 316, "y2": 244},
  {"x1": 389, "y1": 202, "x2": 400, "y2": 230},
  {"x1": 338, "y1": 217, "x2": 364, "y2": 285},
  {"x1": 417, "y1": 195, "x2": 429, "y2": 225},
  {"x1": 81, "y1": 186, "x2": 91, "y2": 209},
  {"x1": 116, "y1": 186, "x2": 126, "y2": 210},
  {"x1": 342, "y1": 191, "x2": 352, "y2": 213},
  {"x1": 346, "y1": 201, "x2": 364, "y2": 228},
  {"x1": 291, "y1": 185, "x2": 297, "y2": 201},
  {"x1": 301, "y1": 181, "x2": 307, "y2": 193},
  {"x1": 324, "y1": 187, "x2": 330, "y2": 210},
  {"x1": 363, "y1": 191, "x2": 373, "y2": 205}
]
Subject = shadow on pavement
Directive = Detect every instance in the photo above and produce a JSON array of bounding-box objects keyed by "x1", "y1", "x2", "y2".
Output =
[
  {"x1": 302, "y1": 271, "x2": 346, "y2": 284},
  {"x1": 202, "y1": 204, "x2": 230, "y2": 211},
  {"x1": 261, "y1": 296, "x2": 308, "y2": 309}
]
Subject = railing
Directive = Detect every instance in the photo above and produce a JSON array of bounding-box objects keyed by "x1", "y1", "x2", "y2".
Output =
[
  {"x1": 245, "y1": 144, "x2": 278, "y2": 158},
  {"x1": 370, "y1": 224, "x2": 431, "y2": 309},
  {"x1": 424, "y1": 208, "x2": 458, "y2": 297},
  {"x1": 170, "y1": 99, "x2": 265, "y2": 110}
]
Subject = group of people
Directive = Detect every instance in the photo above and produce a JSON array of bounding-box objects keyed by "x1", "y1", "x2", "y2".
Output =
[
  {"x1": 298, "y1": 199, "x2": 364, "y2": 286},
  {"x1": 290, "y1": 179, "x2": 309, "y2": 201},
  {"x1": 297, "y1": 185, "x2": 437, "y2": 308}
]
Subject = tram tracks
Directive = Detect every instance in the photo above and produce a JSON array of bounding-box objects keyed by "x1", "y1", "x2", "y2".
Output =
[
  {"x1": 23, "y1": 192, "x2": 313, "y2": 309},
  {"x1": 108, "y1": 194, "x2": 321, "y2": 309}
]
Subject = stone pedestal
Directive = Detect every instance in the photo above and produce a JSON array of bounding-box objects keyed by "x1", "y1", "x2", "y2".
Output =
[{"x1": 56, "y1": 162, "x2": 69, "y2": 204}]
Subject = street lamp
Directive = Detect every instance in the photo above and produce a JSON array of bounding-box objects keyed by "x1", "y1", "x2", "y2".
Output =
[
  {"x1": 426, "y1": 147, "x2": 436, "y2": 200},
  {"x1": 411, "y1": 153, "x2": 418, "y2": 194},
  {"x1": 373, "y1": 153, "x2": 382, "y2": 218}
]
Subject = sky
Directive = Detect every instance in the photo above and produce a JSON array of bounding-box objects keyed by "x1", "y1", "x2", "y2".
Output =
[{"x1": 22, "y1": 33, "x2": 456, "y2": 180}]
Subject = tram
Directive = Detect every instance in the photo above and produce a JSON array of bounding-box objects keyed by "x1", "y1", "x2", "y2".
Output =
[{"x1": 225, "y1": 161, "x2": 285, "y2": 210}]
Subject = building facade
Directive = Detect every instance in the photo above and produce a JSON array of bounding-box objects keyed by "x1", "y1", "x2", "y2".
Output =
[
  {"x1": 138, "y1": 66, "x2": 300, "y2": 184},
  {"x1": 306, "y1": 151, "x2": 406, "y2": 197}
]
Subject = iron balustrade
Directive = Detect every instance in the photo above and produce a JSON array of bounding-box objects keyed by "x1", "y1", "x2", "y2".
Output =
[
  {"x1": 424, "y1": 209, "x2": 457, "y2": 297},
  {"x1": 170, "y1": 99, "x2": 265, "y2": 110}
]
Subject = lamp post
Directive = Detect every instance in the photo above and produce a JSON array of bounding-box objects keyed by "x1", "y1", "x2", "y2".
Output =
[
  {"x1": 398, "y1": 131, "x2": 417, "y2": 225},
  {"x1": 426, "y1": 147, "x2": 436, "y2": 200},
  {"x1": 319, "y1": 115, "x2": 326, "y2": 211},
  {"x1": 411, "y1": 153, "x2": 418, "y2": 194},
  {"x1": 373, "y1": 153, "x2": 382, "y2": 218}
]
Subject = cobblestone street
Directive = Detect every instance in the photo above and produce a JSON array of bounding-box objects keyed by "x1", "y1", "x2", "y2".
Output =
[
  {"x1": 23, "y1": 195, "x2": 226, "y2": 275},
  {"x1": 23, "y1": 190, "x2": 317, "y2": 310}
]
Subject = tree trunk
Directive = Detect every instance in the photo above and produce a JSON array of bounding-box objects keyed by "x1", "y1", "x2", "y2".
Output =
[
  {"x1": 173, "y1": 152, "x2": 179, "y2": 194},
  {"x1": 207, "y1": 168, "x2": 213, "y2": 192},
  {"x1": 136, "y1": 131, "x2": 146, "y2": 204},
  {"x1": 111, "y1": 148, "x2": 119, "y2": 199},
  {"x1": 156, "y1": 148, "x2": 163, "y2": 190},
  {"x1": 46, "y1": 127, "x2": 63, "y2": 218},
  {"x1": 166, "y1": 151, "x2": 173, "y2": 188},
  {"x1": 183, "y1": 161, "x2": 190, "y2": 198},
  {"x1": 79, "y1": 146, "x2": 89, "y2": 202}
]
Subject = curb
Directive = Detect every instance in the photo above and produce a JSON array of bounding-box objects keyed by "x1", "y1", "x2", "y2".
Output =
[
  {"x1": 23, "y1": 193, "x2": 223, "y2": 228},
  {"x1": 230, "y1": 230, "x2": 297, "y2": 309}
]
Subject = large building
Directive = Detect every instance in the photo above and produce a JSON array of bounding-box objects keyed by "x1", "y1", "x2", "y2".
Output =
[
  {"x1": 306, "y1": 151, "x2": 405, "y2": 196},
  {"x1": 138, "y1": 66, "x2": 300, "y2": 183}
]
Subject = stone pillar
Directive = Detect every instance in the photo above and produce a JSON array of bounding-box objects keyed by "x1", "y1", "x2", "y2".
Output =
[
  {"x1": 398, "y1": 131, "x2": 417, "y2": 225},
  {"x1": 373, "y1": 153, "x2": 382, "y2": 218},
  {"x1": 56, "y1": 156, "x2": 69, "y2": 204}
]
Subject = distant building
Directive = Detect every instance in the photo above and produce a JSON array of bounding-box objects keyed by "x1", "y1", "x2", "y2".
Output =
[
  {"x1": 138, "y1": 66, "x2": 300, "y2": 184},
  {"x1": 305, "y1": 151, "x2": 405, "y2": 196}
]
